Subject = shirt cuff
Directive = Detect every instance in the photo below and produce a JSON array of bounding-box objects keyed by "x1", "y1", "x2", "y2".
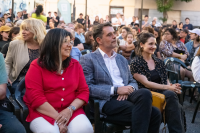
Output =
[{"x1": 110, "y1": 86, "x2": 114, "y2": 95}]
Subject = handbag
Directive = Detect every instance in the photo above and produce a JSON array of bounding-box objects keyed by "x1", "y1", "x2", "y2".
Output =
[
  {"x1": 151, "y1": 91, "x2": 167, "y2": 133},
  {"x1": 151, "y1": 91, "x2": 166, "y2": 112}
]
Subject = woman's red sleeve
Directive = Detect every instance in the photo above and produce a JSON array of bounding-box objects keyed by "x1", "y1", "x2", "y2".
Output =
[{"x1": 25, "y1": 61, "x2": 47, "y2": 109}]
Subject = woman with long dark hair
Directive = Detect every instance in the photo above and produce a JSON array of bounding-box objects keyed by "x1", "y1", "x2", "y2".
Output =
[
  {"x1": 23, "y1": 28, "x2": 93, "y2": 133},
  {"x1": 154, "y1": 28, "x2": 162, "y2": 59},
  {"x1": 32, "y1": 5, "x2": 47, "y2": 23},
  {"x1": 130, "y1": 32, "x2": 185, "y2": 133}
]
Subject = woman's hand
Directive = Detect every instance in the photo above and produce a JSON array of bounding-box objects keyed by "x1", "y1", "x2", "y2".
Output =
[
  {"x1": 0, "y1": 124, "x2": 2, "y2": 129},
  {"x1": 58, "y1": 124, "x2": 68, "y2": 133},
  {"x1": 8, "y1": 79, "x2": 12, "y2": 86},
  {"x1": 168, "y1": 84, "x2": 182, "y2": 94},
  {"x1": 56, "y1": 108, "x2": 73, "y2": 126}
]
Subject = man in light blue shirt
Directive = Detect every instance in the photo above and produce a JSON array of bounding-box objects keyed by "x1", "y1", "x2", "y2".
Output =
[{"x1": 70, "y1": 47, "x2": 82, "y2": 61}]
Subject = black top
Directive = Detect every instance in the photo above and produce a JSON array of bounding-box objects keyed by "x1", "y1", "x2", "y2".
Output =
[
  {"x1": 1, "y1": 43, "x2": 9, "y2": 58},
  {"x1": 74, "y1": 37, "x2": 81, "y2": 46},
  {"x1": 93, "y1": 21, "x2": 100, "y2": 25},
  {"x1": 8, "y1": 13, "x2": 15, "y2": 21},
  {"x1": 23, "y1": 14, "x2": 28, "y2": 19},
  {"x1": 172, "y1": 25, "x2": 177, "y2": 29},
  {"x1": 54, "y1": 16, "x2": 60, "y2": 27},
  {"x1": 131, "y1": 22, "x2": 135, "y2": 26},
  {"x1": 130, "y1": 55, "x2": 168, "y2": 89},
  {"x1": 0, "y1": 41, "x2": 10, "y2": 51},
  {"x1": 18, "y1": 49, "x2": 39, "y2": 79},
  {"x1": 174, "y1": 47, "x2": 185, "y2": 54},
  {"x1": 47, "y1": 17, "x2": 52, "y2": 25},
  {"x1": 77, "y1": 18, "x2": 84, "y2": 25},
  {"x1": 149, "y1": 69, "x2": 161, "y2": 84},
  {"x1": 83, "y1": 43, "x2": 93, "y2": 50},
  {"x1": 183, "y1": 24, "x2": 193, "y2": 30}
]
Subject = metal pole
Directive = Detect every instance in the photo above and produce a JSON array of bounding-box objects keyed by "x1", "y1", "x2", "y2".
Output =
[
  {"x1": 85, "y1": 0, "x2": 87, "y2": 31},
  {"x1": 73, "y1": 0, "x2": 76, "y2": 21},
  {"x1": 139, "y1": 0, "x2": 143, "y2": 31},
  {"x1": 12, "y1": 0, "x2": 14, "y2": 22}
]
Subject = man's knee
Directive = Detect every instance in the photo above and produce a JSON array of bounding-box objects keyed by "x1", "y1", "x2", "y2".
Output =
[{"x1": 137, "y1": 88, "x2": 152, "y2": 100}]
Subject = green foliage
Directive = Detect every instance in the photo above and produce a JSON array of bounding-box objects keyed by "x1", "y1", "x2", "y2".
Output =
[{"x1": 159, "y1": 17, "x2": 167, "y2": 22}]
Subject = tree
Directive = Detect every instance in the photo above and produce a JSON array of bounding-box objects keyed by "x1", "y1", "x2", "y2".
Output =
[{"x1": 156, "y1": 0, "x2": 192, "y2": 24}]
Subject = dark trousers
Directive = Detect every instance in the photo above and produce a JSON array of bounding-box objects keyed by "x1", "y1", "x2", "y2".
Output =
[
  {"x1": 157, "y1": 90, "x2": 185, "y2": 133},
  {"x1": 103, "y1": 89, "x2": 161, "y2": 133},
  {"x1": 0, "y1": 110, "x2": 26, "y2": 133}
]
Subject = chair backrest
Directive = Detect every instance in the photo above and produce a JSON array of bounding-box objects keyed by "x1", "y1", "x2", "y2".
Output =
[
  {"x1": 164, "y1": 57, "x2": 182, "y2": 82},
  {"x1": 15, "y1": 78, "x2": 25, "y2": 99}
]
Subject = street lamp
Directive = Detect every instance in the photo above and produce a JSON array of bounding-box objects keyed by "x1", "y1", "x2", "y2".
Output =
[
  {"x1": 12, "y1": 0, "x2": 14, "y2": 22},
  {"x1": 85, "y1": 0, "x2": 87, "y2": 31},
  {"x1": 139, "y1": 0, "x2": 143, "y2": 31},
  {"x1": 73, "y1": 0, "x2": 76, "y2": 21}
]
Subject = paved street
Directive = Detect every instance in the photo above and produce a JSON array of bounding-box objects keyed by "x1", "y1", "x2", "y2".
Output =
[{"x1": 123, "y1": 96, "x2": 200, "y2": 133}]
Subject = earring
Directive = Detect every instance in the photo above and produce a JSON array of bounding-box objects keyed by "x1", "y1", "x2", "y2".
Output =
[{"x1": 34, "y1": 36, "x2": 37, "y2": 40}]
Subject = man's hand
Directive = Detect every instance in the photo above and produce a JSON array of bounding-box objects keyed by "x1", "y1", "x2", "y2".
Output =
[
  {"x1": 117, "y1": 95, "x2": 128, "y2": 101},
  {"x1": 0, "y1": 124, "x2": 2, "y2": 129},
  {"x1": 75, "y1": 43, "x2": 84, "y2": 51},
  {"x1": 117, "y1": 86, "x2": 134, "y2": 95}
]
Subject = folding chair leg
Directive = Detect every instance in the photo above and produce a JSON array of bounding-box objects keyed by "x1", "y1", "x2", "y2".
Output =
[
  {"x1": 191, "y1": 96, "x2": 200, "y2": 123},
  {"x1": 190, "y1": 88, "x2": 196, "y2": 103},
  {"x1": 179, "y1": 92, "x2": 184, "y2": 105}
]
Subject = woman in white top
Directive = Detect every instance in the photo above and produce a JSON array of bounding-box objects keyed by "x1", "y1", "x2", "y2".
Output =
[
  {"x1": 121, "y1": 15, "x2": 126, "y2": 26},
  {"x1": 119, "y1": 26, "x2": 132, "y2": 46},
  {"x1": 192, "y1": 48, "x2": 200, "y2": 83}
]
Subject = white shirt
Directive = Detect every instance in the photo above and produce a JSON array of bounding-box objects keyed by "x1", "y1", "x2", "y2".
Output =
[
  {"x1": 191, "y1": 56, "x2": 200, "y2": 83},
  {"x1": 98, "y1": 48, "x2": 124, "y2": 95},
  {"x1": 112, "y1": 17, "x2": 122, "y2": 27}
]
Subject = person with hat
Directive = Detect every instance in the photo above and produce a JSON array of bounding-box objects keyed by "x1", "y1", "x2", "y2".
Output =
[
  {"x1": 185, "y1": 29, "x2": 200, "y2": 63},
  {"x1": 0, "y1": 26, "x2": 11, "y2": 51}
]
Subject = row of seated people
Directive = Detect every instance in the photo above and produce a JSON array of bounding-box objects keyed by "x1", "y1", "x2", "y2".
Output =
[{"x1": 0, "y1": 21, "x2": 197, "y2": 133}]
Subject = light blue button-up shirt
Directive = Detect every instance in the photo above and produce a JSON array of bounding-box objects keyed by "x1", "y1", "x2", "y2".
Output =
[{"x1": 75, "y1": 32, "x2": 85, "y2": 43}]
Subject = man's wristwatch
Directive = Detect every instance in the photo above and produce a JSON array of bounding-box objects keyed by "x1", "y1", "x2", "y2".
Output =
[
  {"x1": 114, "y1": 87, "x2": 118, "y2": 95},
  {"x1": 69, "y1": 105, "x2": 76, "y2": 111}
]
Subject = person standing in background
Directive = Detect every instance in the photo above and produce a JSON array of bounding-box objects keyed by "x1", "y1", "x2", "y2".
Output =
[
  {"x1": 183, "y1": 17, "x2": 193, "y2": 30},
  {"x1": 142, "y1": 15, "x2": 150, "y2": 28},
  {"x1": 53, "y1": 12, "x2": 60, "y2": 27},
  {"x1": 47, "y1": 11, "x2": 52, "y2": 26},
  {"x1": 7, "y1": 9, "x2": 15, "y2": 22},
  {"x1": 131, "y1": 16, "x2": 136, "y2": 26},
  {"x1": 83, "y1": 15, "x2": 90, "y2": 31},
  {"x1": 77, "y1": 13, "x2": 84, "y2": 25},
  {"x1": 93, "y1": 16, "x2": 100, "y2": 25},
  {"x1": 32, "y1": 5, "x2": 47, "y2": 23},
  {"x1": 112, "y1": 13, "x2": 122, "y2": 27},
  {"x1": 22, "y1": 10, "x2": 28, "y2": 19}
]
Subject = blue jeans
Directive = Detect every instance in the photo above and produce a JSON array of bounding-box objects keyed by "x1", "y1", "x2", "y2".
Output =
[{"x1": 0, "y1": 110, "x2": 26, "y2": 133}]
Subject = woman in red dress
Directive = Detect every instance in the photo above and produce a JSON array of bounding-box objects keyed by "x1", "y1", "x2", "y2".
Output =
[{"x1": 23, "y1": 29, "x2": 93, "y2": 133}]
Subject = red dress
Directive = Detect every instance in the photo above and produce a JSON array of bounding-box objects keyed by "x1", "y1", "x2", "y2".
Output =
[{"x1": 23, "y1": 59, "x2": 89, "y2": 125}]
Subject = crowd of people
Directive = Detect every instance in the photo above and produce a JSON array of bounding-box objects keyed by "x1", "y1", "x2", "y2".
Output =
[{"x1": 0, "y1": 4, "x2": 200, "y2": 133}]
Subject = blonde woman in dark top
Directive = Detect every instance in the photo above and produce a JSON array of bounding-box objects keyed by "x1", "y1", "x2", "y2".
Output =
[{"x1": 130, "y1": 32, "x2": 185, "y2": 133}]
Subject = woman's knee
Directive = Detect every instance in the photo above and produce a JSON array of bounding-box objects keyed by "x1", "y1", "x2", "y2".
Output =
[
  {"x1": 68, "y1": 115, "x2": 93, "y2": 133},
  {"x1": 163, "y1": 90, "x2": 178, "y2": 100}
]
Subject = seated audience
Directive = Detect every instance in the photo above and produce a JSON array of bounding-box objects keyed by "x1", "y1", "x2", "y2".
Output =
[
  {"x1": 0, "y1": 53, "x2": 26, "y2": 133},
  {"x1": 75, "y1": 23, "x2": 85, "y2": 43},
  {"x1": 179, "y1": 22, "x2": 183, "y2": 31},
  {"x1": 130, "y1": 32, "x2": 185, "y2": 133},
  {"x1": 1, "y1": 27, "x2": 20, "y2": 57},
  {"x1": 15, "y1": 12, "x2": 22, "y2": 20},
  {"x1": 93, "y1": 16, "x2": 100, "y2": 25},
  {"x1": 83, "y1": 15, "x2": 90, "y2": 31},
  {"x1": 23, "y1": 28, "x2": 93, "y2": 133},
  {"x1": 154, "y1": 28, "x2": 162, "y2": 59},
  {"x1": 0, "y1": 26, "x2": 11, "y2": 51},
  {"x1": 160, "y1": 28, "x2": 194, "y2": 81},
  {"x1": 185, "y1": 29, "x2": 200, "y2": 64},
  {"x1": 171, "y1": 20, "x2": 177, "y2": 29},
  {"x1": 179, "y1": 29, "x2": 189, "y2": 44},
  {"x1": 5, "y1": 18, "x2": 46, "y2": 94},
  {"x1": 83, "y1": 31, "x2": 94, "y2": 50},
  {"x1": 80, "y1": 22, "x2": 161, "y2": 133},
  {"x1": 31, "y1": 5, "x2": 47, "y2": 23},
  {"x1": 192, "y1": 48, "x2": 200, "y2": 83},
  {"x1": 131, "y1": 16, "x2": 136, "y2": 26},
  {"x1": 151, "y1": 20, "x2": 156, "y2": 28},
  {"x1": 118, "y1": 26, "x2": 132, "y2": 46},
  {"x1": 105, "y1": 15, "x2": 111, "y2": 23}
]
